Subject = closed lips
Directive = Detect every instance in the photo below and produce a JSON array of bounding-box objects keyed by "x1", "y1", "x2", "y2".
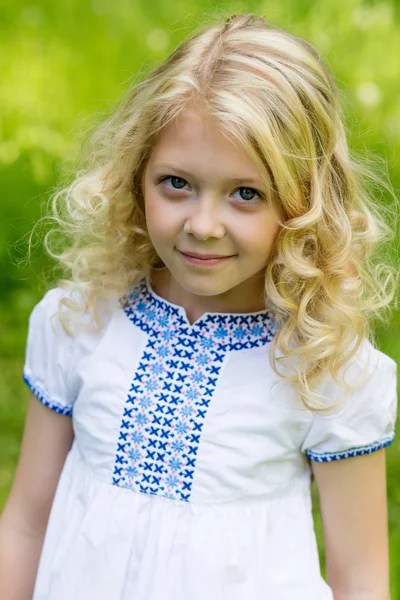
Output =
[{"x1": 180, "y1": 251, "x2": 233, "y2": 259}]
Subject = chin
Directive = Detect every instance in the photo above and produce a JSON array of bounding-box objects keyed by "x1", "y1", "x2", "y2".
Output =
[{"x1": 180, "y1": 276, "x2": 237, "y2": 297}]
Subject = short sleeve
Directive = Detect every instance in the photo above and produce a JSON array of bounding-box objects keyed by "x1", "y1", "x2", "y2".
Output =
[
  {"x1": 300, "y1": 339, "x2": 398, "y2": 462},
  {"x1": 22, "y1": 288, "x2": 77, "y2": 416}
]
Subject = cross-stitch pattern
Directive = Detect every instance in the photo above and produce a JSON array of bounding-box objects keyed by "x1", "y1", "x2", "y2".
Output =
[{"x1": 112, "y1": 277, "x2": 276, "y2": 501}]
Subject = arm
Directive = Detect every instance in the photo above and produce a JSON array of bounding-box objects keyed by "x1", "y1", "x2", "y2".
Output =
[
  {"x1": 0, "y1": 393, "x2": 74, "y2": 599},
  {"x1": 311, "y1": 448, "x2": 391, "y2": 600}
]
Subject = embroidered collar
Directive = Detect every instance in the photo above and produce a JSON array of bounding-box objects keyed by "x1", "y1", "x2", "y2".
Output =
[{"x1": 124, "y1": 275, "x2": 276, "y2": 346}]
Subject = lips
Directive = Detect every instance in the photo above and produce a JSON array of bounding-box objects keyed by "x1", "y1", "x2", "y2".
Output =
[{"x1": 179, "y1": 251, "x2": 232, "y2": 259}]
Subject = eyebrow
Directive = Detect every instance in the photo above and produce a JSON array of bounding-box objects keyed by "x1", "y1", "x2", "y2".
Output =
[{"x1": 152, "y1": 164, "x2": 263, "y2": 186}]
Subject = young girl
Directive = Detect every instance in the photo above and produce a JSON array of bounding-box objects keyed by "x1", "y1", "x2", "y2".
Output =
[{"x1": 0, "y1": 11, "x2": 398, "y2": 600}]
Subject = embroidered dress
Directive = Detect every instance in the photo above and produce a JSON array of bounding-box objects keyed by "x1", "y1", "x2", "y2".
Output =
[{"x1": 22, "y1": 275, "x2": 398, "y2": 600}]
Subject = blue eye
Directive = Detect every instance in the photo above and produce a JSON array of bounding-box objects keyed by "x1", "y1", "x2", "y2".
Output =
[
  {"x1": 159, "y1": 176, "x2": 262, "y2": 204},
  {"x1": 233, "y1": 187, "x2": 260, "y2": 202},
  {"x1": 162, "y1": 176, "x2": 188, "y2": 190}
]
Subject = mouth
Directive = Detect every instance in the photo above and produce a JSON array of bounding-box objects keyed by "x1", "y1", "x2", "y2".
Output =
[
  {"x1": 177, "y1": 250, "x2": 235, "y2": 266},
  {"x1": 178, "y1": 250, "x2": 234, "y2": 259},
  {"x1": 177, "y1": 248, "x2": 233, "y2": 260}
]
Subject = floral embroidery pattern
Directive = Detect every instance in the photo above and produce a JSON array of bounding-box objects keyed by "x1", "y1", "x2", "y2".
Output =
[{"x1": 112, "y1": 277, "x2": 276, "y2": 502}]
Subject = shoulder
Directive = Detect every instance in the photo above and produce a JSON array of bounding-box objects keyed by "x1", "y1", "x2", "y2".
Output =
[
  {"x1": 300, "y1": 337, "x2": 398, "y2": 462},
  {"x1": 349, "y1": 337, "x2": 397, "y2": 375},
  {"x1": 30, "y1": 285, "x2": 118, "y2": 337},
  {"x1": 306, "y1": 337, "x2": 397, "y2": 416},
  {"x1": 339, "y1": 338, "x2": 397, "y2": 414},
  {"x1": 23, "y1": 286, "x2": 120, "y2": 414}
]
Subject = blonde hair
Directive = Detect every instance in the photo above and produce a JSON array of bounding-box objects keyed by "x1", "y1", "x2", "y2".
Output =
[{"x1": 28, "y1": 11, "x2": 399, "y2": 412}]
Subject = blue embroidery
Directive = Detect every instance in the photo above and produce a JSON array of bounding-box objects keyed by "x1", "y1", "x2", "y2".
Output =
[
  {"x1": 22, "y1": 370, "x2": 73, "y2": 416},
  {"x1": 306, "y1": 433, "x2": 395, "y2": 462},
  {"x1": 112, "y1": 276, "x2": 276, "y2": 502}
]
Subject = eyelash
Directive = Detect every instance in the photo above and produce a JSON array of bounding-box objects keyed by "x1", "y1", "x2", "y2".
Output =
[{"x1": 158, "y1": 175, "x2": 264, "y2": 205}]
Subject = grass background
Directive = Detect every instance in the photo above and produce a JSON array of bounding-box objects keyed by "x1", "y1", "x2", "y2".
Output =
[{"x1": 1, "y1": 0, "x2": 400, "y2": 594}]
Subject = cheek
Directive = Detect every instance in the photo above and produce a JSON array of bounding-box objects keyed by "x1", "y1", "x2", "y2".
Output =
[
  {"x1": 145, "y1": 193, "x2": 177, "y2": 241},
  {"x1": 237, "y1": 217, "x2": 279, "y2": 255},
  {"x1": 144, "y1": 190, "x2": 158, "y2": 224},
  {"x1": 145, "y1": 191, "x2": 163, "y2": 228}
]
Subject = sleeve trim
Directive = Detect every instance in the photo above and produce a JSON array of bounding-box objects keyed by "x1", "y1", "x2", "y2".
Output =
[
  {"x1": 305, "y1": 433, "x2": 395, "y2": 462},
  {"x1": 23, "y1": 370, "x2": 73, "y2": 416}
]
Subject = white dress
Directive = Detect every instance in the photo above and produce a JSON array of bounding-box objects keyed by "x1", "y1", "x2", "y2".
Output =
[{"x1": 22, "y1": 274, "x2": 398, "y2": 600}]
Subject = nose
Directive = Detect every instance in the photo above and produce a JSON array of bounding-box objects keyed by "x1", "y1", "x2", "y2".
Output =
[{"x1": 183, "y1": 194, "x2": 225, "y2": 240}]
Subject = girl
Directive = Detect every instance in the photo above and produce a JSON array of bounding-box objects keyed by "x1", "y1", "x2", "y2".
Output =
[{"x1": 0, "y1": 11, "x2": 398, "y2": 600}]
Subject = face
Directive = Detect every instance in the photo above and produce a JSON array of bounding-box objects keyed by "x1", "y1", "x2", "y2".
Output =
[{"x1": 141, "y1": 107, "x2": 281, "y2": 318}]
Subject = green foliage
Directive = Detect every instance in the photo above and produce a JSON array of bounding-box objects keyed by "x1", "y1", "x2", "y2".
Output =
[{"x1": 1, "y1": 0, "x2": 399, "y2": 594}]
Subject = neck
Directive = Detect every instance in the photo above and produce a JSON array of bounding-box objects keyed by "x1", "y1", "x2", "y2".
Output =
[{"x1": 149, "y1": 267, "x2": 267, "y2": 323}]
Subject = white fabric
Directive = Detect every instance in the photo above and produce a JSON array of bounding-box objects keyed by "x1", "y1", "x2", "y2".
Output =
[{"x1": 22, "y1": 276, "x2": 397, "y2": 599}]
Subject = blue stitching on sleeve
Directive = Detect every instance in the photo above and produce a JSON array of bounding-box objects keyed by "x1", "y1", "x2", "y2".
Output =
[
  {"x1": 22, "y1": 370, "x2": 73, "y2": 416},
  {"x1": 306, "y1": 433, "x2": 395, "y2": 462}
]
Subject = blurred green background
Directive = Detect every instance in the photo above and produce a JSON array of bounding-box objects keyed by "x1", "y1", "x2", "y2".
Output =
[{"x1": 1, "y1": 0, "x2": 400, "y2": 594}]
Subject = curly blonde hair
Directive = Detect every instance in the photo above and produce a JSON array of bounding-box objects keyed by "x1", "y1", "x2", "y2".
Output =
[{"x1": 29, "y1": 11, "x2": 399, "y2": 412}]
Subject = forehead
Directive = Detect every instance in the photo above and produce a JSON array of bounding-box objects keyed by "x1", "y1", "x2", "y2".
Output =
[{"x1": 147, "y1": 108, "x2": 263, "y2": 183}]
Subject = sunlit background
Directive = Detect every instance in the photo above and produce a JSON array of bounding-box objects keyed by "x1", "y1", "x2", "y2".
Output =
[{"x1": 1, "y1": 0, "x2": 400, "y2": 593}]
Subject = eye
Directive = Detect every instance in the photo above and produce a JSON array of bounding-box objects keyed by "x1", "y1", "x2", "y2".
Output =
[
  {"x1": 160, "y1": 175, "x2": 189, "y2": 191},
  {"x1": 158, "y1": 175, "x2": 263, "y2": 204},
  {"x1": 232, "y1": 187, "x2": 262, "y2": 203}
]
